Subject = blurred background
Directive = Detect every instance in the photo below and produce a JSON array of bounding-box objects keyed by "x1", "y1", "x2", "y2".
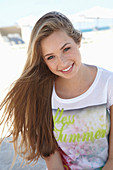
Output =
[
  {"x1": 0, "y1": 0, "x2": 113, "y2": 92},
  {"x1": 0, "y1": 0, "x2": 113, "y2": 169}
]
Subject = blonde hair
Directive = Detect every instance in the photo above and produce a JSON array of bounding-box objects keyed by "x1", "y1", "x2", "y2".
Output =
[{"x1": 0, "y1": 11, "x2": 82, "y2": 165}]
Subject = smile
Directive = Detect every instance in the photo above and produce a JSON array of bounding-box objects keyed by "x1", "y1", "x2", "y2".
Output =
[{"x1": 62, "y1": 64, "x2": 73, "y2": 72}]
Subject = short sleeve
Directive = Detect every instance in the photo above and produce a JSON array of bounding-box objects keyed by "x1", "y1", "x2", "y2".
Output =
[{"x1": 107, "y1": 74, "x2": 113, "y2": 109}]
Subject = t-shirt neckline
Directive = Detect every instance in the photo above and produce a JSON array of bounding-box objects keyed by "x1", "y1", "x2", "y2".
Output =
[{"x1": 53, "y1": 66, "x2": 101, "y2": 103}]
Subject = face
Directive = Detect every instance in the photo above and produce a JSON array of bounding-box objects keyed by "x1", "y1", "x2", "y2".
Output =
[{"x1": 41, "y1": 30, "x2": 82, "y2": 80}]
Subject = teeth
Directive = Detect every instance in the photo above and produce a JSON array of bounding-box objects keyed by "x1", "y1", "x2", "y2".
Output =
[{"x1": 62, "y1": 65, "x2": 72, "y2": 72}]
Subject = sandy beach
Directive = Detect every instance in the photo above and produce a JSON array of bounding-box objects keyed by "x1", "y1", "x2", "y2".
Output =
[
  {"x1": 0, "y1": 29, "x2": 113, "y2": 170},
  {"x1": 0, "y1": 137, "x2": 46, "y2": 170}
]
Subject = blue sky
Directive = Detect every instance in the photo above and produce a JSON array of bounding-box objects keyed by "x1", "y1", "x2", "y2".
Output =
[{"x1": 0, "y1": 0, "x2": 113, "y2": 27}]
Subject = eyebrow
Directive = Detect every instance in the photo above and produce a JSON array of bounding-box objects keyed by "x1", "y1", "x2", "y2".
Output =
[{"x1": 44, "y1": 42, "x2": 71, "y2": 58}]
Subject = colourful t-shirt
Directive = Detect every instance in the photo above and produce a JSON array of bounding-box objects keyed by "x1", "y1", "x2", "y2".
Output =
[{"x1": 52, "y1": 67, "x2": 113, "y2": 170}]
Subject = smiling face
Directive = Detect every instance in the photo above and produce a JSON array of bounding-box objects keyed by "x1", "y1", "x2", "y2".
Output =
[{"x1": 41, "y1": 30, "x2": 82, "y2": 80}]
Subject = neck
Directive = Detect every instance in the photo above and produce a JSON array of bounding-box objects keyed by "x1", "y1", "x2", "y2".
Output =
[
  {"x1": 55, "y1": 64, "x2": 97, "y2": 99},
  {"x1": 56, "y1": 63, "x2": 86, "y2": 89}
]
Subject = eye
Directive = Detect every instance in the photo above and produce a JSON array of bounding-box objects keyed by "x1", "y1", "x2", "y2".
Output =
[
  {"x1": 63, "y1": 47, "x2": 70, "y2": 52},
  {"x1": 47, "y1": 55, "x2": 54, "y2": 60}
]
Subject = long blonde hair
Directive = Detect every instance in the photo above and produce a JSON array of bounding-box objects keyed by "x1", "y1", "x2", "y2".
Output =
[{"x1": 0, "y1": 11, "x2": 82, "y2": 165}]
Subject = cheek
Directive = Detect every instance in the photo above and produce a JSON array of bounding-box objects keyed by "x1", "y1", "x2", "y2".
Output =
[
  {"x1": 45, "y1": 61, "x2": 56, "y2": 72},
  {"x1": 73, "y1": 49, "x2": 81, "y2": 61},
  {"x1": 49, "y1": 65, "x2": 56, "y2": 72}
]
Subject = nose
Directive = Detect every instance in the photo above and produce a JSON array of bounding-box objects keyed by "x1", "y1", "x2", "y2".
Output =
[{"x1": 58, "y1": 54, "x2": 67, "y2": 69}]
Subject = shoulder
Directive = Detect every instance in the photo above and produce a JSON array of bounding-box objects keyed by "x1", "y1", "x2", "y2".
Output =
[
  {"x1": 98, "y1": 66, "x2": 113, "y2": 92},
  {"x1": 99, "y1": 67, "x2": 113, "y2": 108},
  {"x1": 96, "y1": 67, "x2": 113, "y2": 109},
  {"x1": 87, "y1": 65, "x2": 113, "y2": 81},
  {"x1": 98, "y1": 66, "x2": 113, "y2": 82},
  {"x1": 98, "y1": 66, "x2": 113, "y2": 75}
]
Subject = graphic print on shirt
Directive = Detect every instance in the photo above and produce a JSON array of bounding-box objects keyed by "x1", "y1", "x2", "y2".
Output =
[{"x1": 53, "y1": 104, "x2": 110, "y2": 168}]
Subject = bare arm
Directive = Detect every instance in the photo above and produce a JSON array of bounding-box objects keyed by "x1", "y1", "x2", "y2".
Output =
[
  {"x1": 45, "y1": 150, "x2": 64, "y2": 170},
  {"x1": 102, "y1": 105, "x2": 113, "y2": 169}
]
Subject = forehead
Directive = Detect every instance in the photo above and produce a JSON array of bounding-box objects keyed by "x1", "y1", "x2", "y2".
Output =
[{"x1": 41, "y1": 30, "x2": 73, "y2": 54}]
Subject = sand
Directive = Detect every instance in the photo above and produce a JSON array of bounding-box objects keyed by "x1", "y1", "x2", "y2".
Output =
[{"x1": 0, "y1": 138, "x2": 46, "y2": 170}]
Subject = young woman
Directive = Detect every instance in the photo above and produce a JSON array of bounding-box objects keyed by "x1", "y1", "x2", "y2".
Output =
[{"x1": 0, "y1": 11, "x2": 113, "y2": 170}]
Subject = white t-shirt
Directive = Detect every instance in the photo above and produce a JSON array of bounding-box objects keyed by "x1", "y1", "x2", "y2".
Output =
[{"x1": 52, "y1": 67, "x2": 113, "y2": 170}]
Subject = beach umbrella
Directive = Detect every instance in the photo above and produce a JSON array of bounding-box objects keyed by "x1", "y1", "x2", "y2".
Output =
[
  {"x1": 16, "y1": 15, "x2": 39, "y2": 43},
  {"x1": 68, "y1": 14, "x2": 93, "y2": 23},
  {"x1": 16, "y1": 15, "x2": 39, "y2": 27},
  {"x1": 77, "y1": 6, "x2": 113, "y2": 19},
  {"x1": 76, "y1": 6, "x2": 113, "y2": 30},
  {"x1": 68, "y1": 14, "x2": 94, "y2": 31}
]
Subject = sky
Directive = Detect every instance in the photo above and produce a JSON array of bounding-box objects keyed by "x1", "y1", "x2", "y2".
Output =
[{"x1": 0, "y1": 0, "x2": 113, "y2": 27}]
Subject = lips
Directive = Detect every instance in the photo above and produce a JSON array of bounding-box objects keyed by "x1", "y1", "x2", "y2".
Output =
[
  {"x1": 62, "y1": 65, "x2": 72, "y2": 72},
  {"x1": 61, "y1": 63, "x2": 74, "y2": 73}
]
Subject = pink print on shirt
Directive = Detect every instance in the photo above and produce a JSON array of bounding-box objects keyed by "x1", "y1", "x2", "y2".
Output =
[{"x1": 53, "y1": 104, "x2": 110, "y2": 169}]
